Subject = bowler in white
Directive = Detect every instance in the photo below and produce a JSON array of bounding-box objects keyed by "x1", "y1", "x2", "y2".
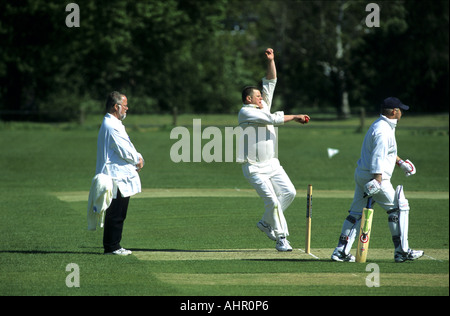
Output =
[{"x1": 238, "y1": 48, "x2": 310, "y2": 251}]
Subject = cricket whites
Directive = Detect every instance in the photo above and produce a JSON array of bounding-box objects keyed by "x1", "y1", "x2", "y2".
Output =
[
  {"x1": 356, "y1": 197, "x2": 374, "y2": 263},
  {"x1": 305, "y1": 184, "x2": 312, "y2": 254}
]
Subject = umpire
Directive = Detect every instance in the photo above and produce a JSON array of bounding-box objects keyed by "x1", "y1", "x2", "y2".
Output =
[{"x1": 95, "y1": 91, "x2": 144, "y2": 255}]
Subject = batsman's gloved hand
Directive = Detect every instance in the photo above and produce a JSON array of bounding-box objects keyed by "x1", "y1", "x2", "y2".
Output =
[
  {"x1": 364, "y1": 179, "x2": 381, "y2": 197},
  {"x1": 397, "y1": 159, "x2": 416, "y2": 177}
]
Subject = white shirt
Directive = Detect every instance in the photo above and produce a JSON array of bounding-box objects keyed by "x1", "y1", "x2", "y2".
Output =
[
  {"x1": 237, "y1": 78, "x2": 284, "y2": 164},
  {"x1": 95, "y1": 113, "x2": 143, "y2": 198},
  {"x1": 357, "y1": 115, "x2": 398, "y2": 179}
]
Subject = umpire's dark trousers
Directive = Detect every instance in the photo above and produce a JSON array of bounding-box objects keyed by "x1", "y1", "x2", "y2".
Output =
[{"x1": 103, "y1": 189, "x2": 130, "y2": 253}]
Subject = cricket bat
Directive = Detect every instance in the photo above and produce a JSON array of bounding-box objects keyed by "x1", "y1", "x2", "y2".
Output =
[{"x1": 356, "y1": 197, "x2": 374, "y2": 263}]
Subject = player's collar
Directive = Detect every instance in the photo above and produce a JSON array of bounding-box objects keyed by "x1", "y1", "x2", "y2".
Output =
[
  {"x1": 380, "y1": 115, "x2": 397, "y2": 128},
  {"x1": 242, "y1": 103, "x2": 259, "y2": 109}
]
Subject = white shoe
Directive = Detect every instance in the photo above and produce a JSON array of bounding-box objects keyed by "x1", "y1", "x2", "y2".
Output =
[
  {"x1": 276, "y1": 237, "x2": 292, "y2": 252},
  {"x1": 331, "y1": 248, "x2": 355, "y2": 262},
  {"x1": 105, "y1": 248, "x2": 132, "y2": 256},
  {"x1": 257, "y1": 220, "x2": 277, "y2": 241},
  {"x1": 395, "y1": 249, "x2": 424, "y2": 263}
]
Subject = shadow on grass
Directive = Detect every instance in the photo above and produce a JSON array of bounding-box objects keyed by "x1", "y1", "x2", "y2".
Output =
[
  {"x1": 129, "y1": 248, "x2": 251, "y2": 253},
  {"x1": 0, "y1": 250, "x2": 101, "y2": 255}
]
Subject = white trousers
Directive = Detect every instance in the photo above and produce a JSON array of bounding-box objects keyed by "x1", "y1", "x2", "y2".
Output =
[
  {"x1": 242, "y1": 158, "x2": 296, "y2": 237},
  {"x1": 349, "y1": 170, "x2": 396, "y2": 215}
]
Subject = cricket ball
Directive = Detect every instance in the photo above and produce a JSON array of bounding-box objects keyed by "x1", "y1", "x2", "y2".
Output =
[{"x1": 304, "y1": 117, "x2": 309, "y2": 124}]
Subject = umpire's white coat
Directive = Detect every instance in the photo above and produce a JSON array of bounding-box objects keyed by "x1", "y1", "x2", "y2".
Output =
[{"x1": 96, "y1": 113, "x2": 143, "y2": 198}]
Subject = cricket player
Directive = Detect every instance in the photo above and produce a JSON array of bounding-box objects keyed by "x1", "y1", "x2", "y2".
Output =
[
  {"x1": 238, "y1": 48, "x2": 310, "y2": 251},
  {"x1": 96, "y1": 91, "x2": 144, "y2": 255},
  {"x1": 331, "y1": 97, "x2": 424, "y2": 262}
]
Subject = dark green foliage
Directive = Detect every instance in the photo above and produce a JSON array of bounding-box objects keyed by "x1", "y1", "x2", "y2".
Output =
[{"x1": 0, "y1": 0, "x2": 448, "y2": 122}]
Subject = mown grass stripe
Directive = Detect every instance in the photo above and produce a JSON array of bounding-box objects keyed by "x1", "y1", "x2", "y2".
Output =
[
  {"x1": 51, "y1": 188, "x2": 449, "y2": 202},
  {"x1": 155, "y1": 272, "x2": 449, "y2": 287},
  {"x1": 133, "y1": 248, "x2": 448, "y2": 262}
]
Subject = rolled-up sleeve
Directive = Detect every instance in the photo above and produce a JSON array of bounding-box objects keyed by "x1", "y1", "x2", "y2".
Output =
[{"x1": 261, "y1": 77, "x2": 277, "y2": 110}]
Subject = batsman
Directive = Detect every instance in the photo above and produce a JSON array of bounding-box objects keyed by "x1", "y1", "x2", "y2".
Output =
[{"x1": 331, "y1": 97, "x2": 424, "y2": 263}]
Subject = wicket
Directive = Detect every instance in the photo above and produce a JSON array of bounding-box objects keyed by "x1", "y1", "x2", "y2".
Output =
[{"x1": 305, "y1": 184, "x2": 312, "y2": 254}]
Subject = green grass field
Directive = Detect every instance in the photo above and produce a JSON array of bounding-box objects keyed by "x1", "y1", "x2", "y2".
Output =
[{"x1": 0, "y1": 114, "x2": 448, "y2": 298}]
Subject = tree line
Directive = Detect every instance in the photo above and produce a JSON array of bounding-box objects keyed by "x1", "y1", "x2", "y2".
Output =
[{"x1": 0, "y1": 0, "x2": 448, "y2": 122}]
